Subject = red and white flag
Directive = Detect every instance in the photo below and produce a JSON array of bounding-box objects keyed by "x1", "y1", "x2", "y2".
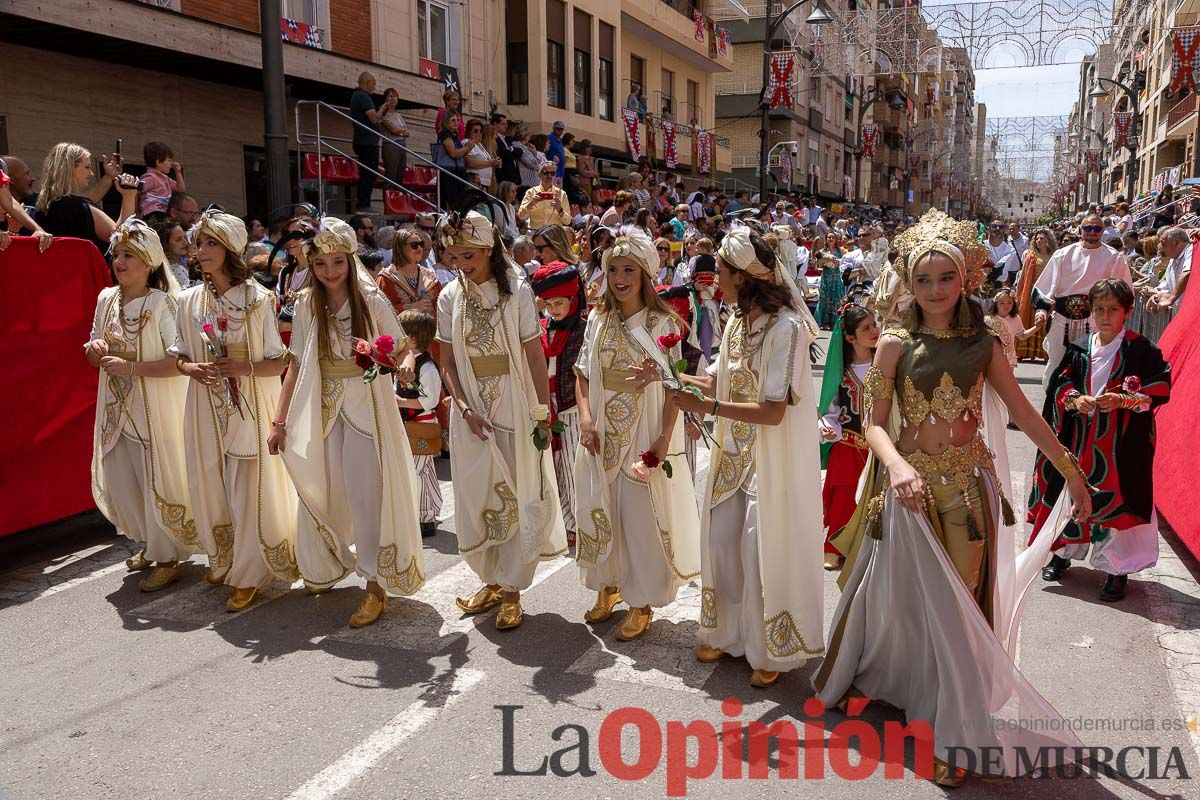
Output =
[
  {"x1": 621, "y1": 108, "x2": 642, "y2": 161},
  {"x1": 717, "y1": 27, "x2": 730, "y2": 56},
  {"x1": 1086, "y1": 149, "x2": 1102, "y2": 173},
  {"x1": 662, "y1": 120, "x2": 678, "y2": 169},
  {"x1": 860, "y1": 124, "x2": 879, "y2": 159},
  {"x1": 1113, "y1": 112, "x2": 1133, "y2": 149},
  {"x1": 767, "y1": 52, "x2": 796, "y2": 110},
  {"x1": 694, "y1": 11, "x2": 706, "y2": 43},
  {"x1": 696, "y1": 129, "x2": 713, "y2": 175},
  {"x1": 1171, "y1": 26, "x2": 1200, "y2": 93}
]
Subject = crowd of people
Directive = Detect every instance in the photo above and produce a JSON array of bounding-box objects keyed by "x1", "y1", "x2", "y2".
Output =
[{"x1": 2, "y1": 130, "x2": 1188, "y2": 786}]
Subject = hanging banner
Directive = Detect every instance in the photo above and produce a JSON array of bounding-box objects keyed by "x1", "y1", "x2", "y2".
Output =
[
  {"x1": 661, "y1": 120, "x2": 678, "y2": 169},
  {"x1": 645, "y1": 118, "x2": 658, "y2": 162},
  {"x1": 781, "y1": 151, "x2": 792, "y2": 191},
  {"x1": 696, "y1": 129, "x2": 713, "y2": 175},
  {"x1": 860, "y1": 124, "x2": 880, "y2": 159},
  {"x1": 1113, "y1": 112, "x2": 1133, "y2": 149},
  {"x1": 281, "y1": 17, "x2": 323, "y2": 48},
  {"x1": 717, "y1": 26, "x2": 730, "y2": 57},
  {"x1": 1171, "y1": 26, "x2": 1200, "y2": 93},
  {"x1": 907, "y1": 152, "x2": 921, "y2": 175},
  {"x1": 768, "y1": 52, "x2": 796, "y2": 110},
  {"x1": 693, "y1": 11, "x2": 706, "y2": 43},
  {"x1": 1086, "y1": 149, "x2": 1102, "y2": 173},
  {"x1": 621, "y1": 108, "x2": 642, "y2": 161}
]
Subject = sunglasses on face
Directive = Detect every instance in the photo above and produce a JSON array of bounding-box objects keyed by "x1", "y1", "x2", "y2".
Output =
[
  {"x1": 657, "y1": 246, "x2": 671, "y2": 253},
  {"x1": 1081, "y1": 225, "x2": 1103, "y2": 233}
]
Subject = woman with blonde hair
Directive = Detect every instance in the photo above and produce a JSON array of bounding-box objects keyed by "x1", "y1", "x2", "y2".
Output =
[
  {"x1": 378, "y1": 226, "x2": 440, "y2": 318},
  {"x1": 270, "y1": 218, "x2": 426, "y2": 627},
  {"x1": 86, "y1": 218, "x2": 194, "y2": 588},
  {"x1": 35, "y1": 142, "x2": 137, "y2": 255},
  {"x1": 170, "y1": 210, "x2": 298, "y2": 611},
  {"x1": 531, "y1": 223, "x2": 578, "y2": 267},
  {"x1": 1015, "y1": 228, "x2": 1056, "y2": 361},
  {"x1": 573, "y1": 229, "x2": 700, "y2": 640}
]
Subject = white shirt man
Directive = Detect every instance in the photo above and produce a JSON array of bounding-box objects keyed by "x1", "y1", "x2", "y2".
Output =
[
  {"x1": 986, "y1": 225, "x2": 1019, "y2": 284},
  {"x1": 1154, "y1": 229, "x2": 1192, "y2": 307},
  {"x1": 838, "y1": 245, "x2": 864, "y2": 281},
  {"x1": 1033, "y1": 215, "x2": 1133, "y2": 384},
  {"x1": 809, "y1": 203, "x2": 824, "y2": 225},
  {"x1": 813, "y1": 211, "x2": 830, "y2": 238},
  {"x1": 1008, "y1": 223, "x2": 1029, "y2": 264}
]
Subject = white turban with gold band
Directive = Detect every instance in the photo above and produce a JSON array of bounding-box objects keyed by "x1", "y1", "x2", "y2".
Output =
[
  {"x1": 310, "y1": 217, "x2": 357, "y2": 255},
  {"x1": 440, "y1": 210, "x2": 495, "y2": 250},
  {"x1": 717, "y1": 227, "x2": 776, "y2": 282},
  {"x1": 600, "y1": 227, "x2": 658, "y2": 279},
  {"x1": 109, "y1": 217, "x2": 181, "y2": 296},
  {"x1": 191, "y1": 209, "x2": 249, "y2": 256},
  {"x1": 771, "y1": 224, "x2": 794, "y2": 242}
]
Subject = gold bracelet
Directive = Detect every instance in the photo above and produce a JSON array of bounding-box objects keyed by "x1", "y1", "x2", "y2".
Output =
[{"x1": 1051, "y1": 450, "x2": 1085, "y2": 483}]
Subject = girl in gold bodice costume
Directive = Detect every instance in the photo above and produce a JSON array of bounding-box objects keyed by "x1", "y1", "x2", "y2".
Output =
[{"x1": 813, "y1": 210, "x2": 1093, "y2": 786}]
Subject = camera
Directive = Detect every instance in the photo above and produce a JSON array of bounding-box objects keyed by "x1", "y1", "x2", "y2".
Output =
[{"x1": 118, "y1": 174, "x2": 145, "y2": 192}]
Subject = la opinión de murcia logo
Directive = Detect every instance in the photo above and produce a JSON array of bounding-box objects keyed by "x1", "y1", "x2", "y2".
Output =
[{"x1": 494, "y1": 698, "x2": 1192, "y2": 795}]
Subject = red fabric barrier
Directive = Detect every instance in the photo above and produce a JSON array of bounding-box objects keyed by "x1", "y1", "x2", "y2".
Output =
[
  {"x1": 1153, "y1": 245, "x2": 1200, "y2": 559},
  {"x1": 0, "y1": 237, "x2": 110, "y2": 535}
]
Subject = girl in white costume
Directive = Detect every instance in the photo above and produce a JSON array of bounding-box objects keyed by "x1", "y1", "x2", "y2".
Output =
[
  {"x1": 671, "y1": 228, "x2": 825, "y2": 689},
  {"x1": 270, "y1": 218, "x2": 426, "y2": 627},
  {"x1": 171, "y1": 211, "x2": 298, "y2": 612},
  {"x1": 86, "y1": 218, "x2": 197, "y2": 591},
  {"x1": 573, "y1": 229, "x2": 701, "y2": 640},
  {"x1": 436, "y1": 211, "x2": 568, "y2": 630}
]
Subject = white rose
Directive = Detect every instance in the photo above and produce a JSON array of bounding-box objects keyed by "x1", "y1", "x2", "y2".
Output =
[{"x1": 529, "y1": 404, "x2": 551, "y2": 422}]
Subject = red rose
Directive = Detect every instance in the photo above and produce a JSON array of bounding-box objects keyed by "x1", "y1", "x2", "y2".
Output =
[
  {"x1": 1122, "y1": 376, "x2": 1142, "y2": 393},
  {"x1": 657, "y1": 332, "x2": 683, "y2": 349},
  {"x1": 639, "y1": 449, "x2": 660, "y2": 469},
  {"x1": 354, "y1": 352, "x2": 374, "y2": 370},
  {"x1": 216, "y1": 315, "x2": 229, "y2": 332},
  {"x1": 375, "y1": 334, "x2": 396, "y2": 355}
]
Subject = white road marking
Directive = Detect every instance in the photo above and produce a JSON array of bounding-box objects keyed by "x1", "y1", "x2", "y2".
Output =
[{"x1": 284, "y1": 668, "x2": 485, "y2": 800}]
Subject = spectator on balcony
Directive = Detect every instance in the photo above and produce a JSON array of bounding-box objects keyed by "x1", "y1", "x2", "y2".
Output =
[
  {"x1": 0, "y1": 155, "x2": 37, "y2": 209},
  {"x1": 380, "y1": 87, "x2": 411, "y2": 188},
  {"x1": 562, "y1": 133, "x2": 585, "y2": 205},
  {"x1": 138, "y1": 141, "x2": 186, "y2": 217},
  {"x1": 600, "y1": 190, "x2": 632, "y2": 229},
  {"x1": 0, "y1": 156, "x2": 45, "y2": 238},
  {"x1": 575, "y1": 139, "x2": 597, "y2": 203},
  {"x1": 1114, "y1": 202, "x2": 1133, "y2": 236},
  {"x1": 436, "y1": 111, "x2": 472, "y2": 211},
  {"x1": 435, "y1": 89, "x2": 466, "y2": 142},
  {"x1": 1153, "y1": 185, "x2": 1178, "y2": 231},
  {"x1": 629, "y1": 172, "x2": 652, "y2": 211},
  {"x1": 547, "y1": 121, "x2": 566, "y2": 179},
  {"x1": 625, "y1": 84, "x2": 647, "y2": 118},
  {"x1": 492, "y1": 113, "x2": 522, "y2": 187},
  {"x1": 463, "y1": 118, "x2": 501, "y2": 190},
  {"x1": 518, "y1": 133, "x2": 550, "y2": 192},
  {"x1": 35, "y1": 142, "x2": 136, "y2": 256},
  {"x1": 669, "y1": 204, "x2": 689, "y2": 241},
  {"x1": 350, "y1": 71, "x2": 393, "y2": 211},
  {"x1": 518, "y1": 163, "x2": 570, "y2": 229}
]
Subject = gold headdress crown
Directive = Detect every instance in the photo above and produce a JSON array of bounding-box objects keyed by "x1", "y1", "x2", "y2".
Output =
[
  {"x1": 892, "y1": 209, "x2": 987, "y2": 294},
  {"x1": 439, "y1": 211, "x2": 495, "y2": 250}
]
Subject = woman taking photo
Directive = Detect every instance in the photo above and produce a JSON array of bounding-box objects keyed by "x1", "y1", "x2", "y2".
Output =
[
  {"x1": 1015, "y1": 229, "x2": 1056, "y2": 361},
  {"x1": 171, "y1": 211, "x2": 298, "y2": 612},
  {"x1": 573, "y1": 229, "x2": 700, "y2": 640},
  {"x1": 36, "y1": 142, "x2": 137, "y2": 255},
  {"x1": 270, "y1": 218, "x2": 426, "y2": 627},
  {"x1": 814, "y1": 210, "x2": 1091, "y2": 786},
  {"x1": 87, "y1": 218, "x2": 195, "y2": 589},
  {"x1": 436, "y1": 211, "x2": 567, "y2": 630},
  {"x1": 378, "y1": 226, "x2": 441, "y2": 318},
  {"x1": 669, "y1": 228, "x2": 823, "y2": 689}
]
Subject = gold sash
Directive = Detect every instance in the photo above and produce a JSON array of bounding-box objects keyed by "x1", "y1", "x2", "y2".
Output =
[
  {"x1": 319, "y1": 357, "x2": 362, "y2": 380},
  {"x1": 470, "y1": 354, "x2": 510, "y2": 377},
  {"x1": 226, "y1": 342, "x2": 250, "y2": 360},
  {"x1": 601, "y1": 367, "x2": 644, "y2": 394},
  {"x1": 110, "y1": 350, "x2": 137, "y2": 362}
]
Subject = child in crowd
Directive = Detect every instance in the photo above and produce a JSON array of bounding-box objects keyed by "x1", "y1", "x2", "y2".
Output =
[
  {"x1": 818, "y1": 303, "x2": 879, "y2": 570},
  {"x1": 140, "y1": 141, "x2": 186, "y2": 217},
  {"x1": 396, "y1": 309, "x2": 444, "y2": 538},
  {"x1": 1031, "y1": 279, "x2": 1171, "y2": 602}
]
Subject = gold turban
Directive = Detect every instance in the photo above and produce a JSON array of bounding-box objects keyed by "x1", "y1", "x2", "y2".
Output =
[
  {"x1": 192, "y1": 210, "x2": 248, "y2": 255},
  {"x1": 109, "y1": 218, "x2": 168, "y2": 270},
  {"x1": 892, "y1": 209, "x2": 988, "y2": 294},
  {"x1": 601, "y1": 228, "x2": 658, "y2": 279},
  {"x1": 717, "y1": 227, "x2": 776, "y2": 282},
  {"x1": 310, "y1": 217, "x2": 357, "y2": 255},
  {"x1": 439, "y1": 211, "x2": 495, "y2": 250}
]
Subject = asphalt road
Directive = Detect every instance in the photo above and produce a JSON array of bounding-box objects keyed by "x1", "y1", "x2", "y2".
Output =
[{"x1": 2, "y1": 343, "x2": 1199, "y2": 800}]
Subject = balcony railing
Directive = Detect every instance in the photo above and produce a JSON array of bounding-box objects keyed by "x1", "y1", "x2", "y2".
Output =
[{"x1": 1166, "y1": 93, "x2": 1197, "y2": 132}]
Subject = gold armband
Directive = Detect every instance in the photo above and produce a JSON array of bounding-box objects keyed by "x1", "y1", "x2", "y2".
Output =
[
  {"x1": 863, "y1": 366, "x2": 894, "y2": 410},
  {"x1": 1051, "y1": 450, "x2": 1085, "y2": 483}
]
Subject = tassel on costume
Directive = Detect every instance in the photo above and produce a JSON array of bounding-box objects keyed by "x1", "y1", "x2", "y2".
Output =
[
  {"x1": 1000, "y1": 494, "x2": 1016, "y2": 527},
  {"x1": 967, "y1": 511, "x2": 984, "y2": 542}
]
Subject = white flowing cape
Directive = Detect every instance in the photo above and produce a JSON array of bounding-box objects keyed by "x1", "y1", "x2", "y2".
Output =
[
  {"x1": 445, "y1": 273, "x2": 567, "y2": 563},
  {"x1": 174, "y1": 282, "x2": 298, "y2": 579},
  {"x1": 572, "y1": 310, "x2": 700, "y2": 579},
  {"x1": 91, "y1": 288, "x2": 198, "y2": 552},
  {"x1": 700, "y1": 310, "x2": 825, "y2": 666},
  {"x1": 282, "y1": 289, "x2": 426, "y2": 595}
]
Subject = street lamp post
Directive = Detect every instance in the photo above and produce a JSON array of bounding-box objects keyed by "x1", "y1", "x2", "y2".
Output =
[
  {"x1": 1090, "y1": 71, "x2": 1144, "y2": 199},
  {"x1": 259, "y1": 0, "x2": 292, "y2": 216},
  {"x1": 758, "y1": 0, "x2": 832, "y2": 205},
  {"x1": 850, "y1": 84, "x2": 879, "y2": 206}
]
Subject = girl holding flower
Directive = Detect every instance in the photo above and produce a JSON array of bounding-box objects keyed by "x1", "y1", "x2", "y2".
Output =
[
  {"x1": 269, "y1": 218, "x2": 426, "y2": 627},
  {"x1": 170, "y1": 210, "x2": 297, "y2": 612},
  {"x1": 573, "y1": 229, "x2": 701, "y2": 641},
  {"x1": 436, "y1": 211, "x2": 567, "y2": 631},
  {"x1": 86, "y1": 218, "x2": 196, "y2": 590},
  {"x1": 668, "y1": 228, "x2": 824, "y2": 689}
]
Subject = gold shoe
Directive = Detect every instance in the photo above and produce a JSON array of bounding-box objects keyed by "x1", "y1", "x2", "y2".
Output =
[
  {"x1": 933, "y1": 757, "x2": 967, "y2": 788},
  {"x1": 204, "y1": 568, "x2": 228, "y2": 586},
  {"x1": 615, "y1": 607, "x2": 653, "y2": 641},
  {"x1": 495, "y1": 602, "x2": 523, "y2": 630},
  {"x1": 823, "y1": 552, "x2": 844, "y2": 571},
  {"x1": 695, "y1": 644, "x2": 726, "y2": 663},
  {"x1": 226, "y1": 586, "x2": 258, "y2": 612},
  {"x1": 455, "y1": 585, "x2": 503, "y2": 615},
  {"x1": 125, "y1": 549, "x2": 152, "y2": 572},
  {"x1": 138, "y1": 563, "x2": 179, "y2": 592},
  {"x1": 749, "y1": 669, "x2": 780, "y2": 688},
  {"x1": 349, "y1": 591, "x2": 387, "y2": 627},
  {"x1": 584, "y1": 587, "x2": 623, "y2": 623}
]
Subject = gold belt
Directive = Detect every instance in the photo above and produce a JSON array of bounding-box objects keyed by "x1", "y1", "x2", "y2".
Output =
[
  {"x1": 320, "y1": 357, "x2": 362, "y2": 380},
  {"x1": 900, "y1": 436, "x2": 995, "y2": 491},
  {"x1": 842, "y1": 429, "x2": 868, "y2": 450},
  {"x1": 602, "y1": 367, "x2": 643, "y2": 394},
  {"x1": 226, "y1": 343, "x2": 250, "y2": 360},
  {"x1": 470, "y1": 354, "x2": 510, "y2": 377}
]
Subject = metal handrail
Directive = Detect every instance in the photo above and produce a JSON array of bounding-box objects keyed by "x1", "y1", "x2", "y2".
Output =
[{"x1": 294, "y1": 100, "x2": 504, "y2": 217}]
